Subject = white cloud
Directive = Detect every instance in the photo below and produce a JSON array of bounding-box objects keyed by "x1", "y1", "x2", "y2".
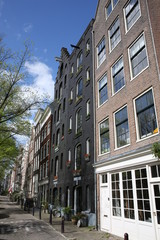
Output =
[
  {"x1": 24, "y1": 59, "x2": 55, "y2": 100},
  {"x1": 16, "y1": 135, "x2": 29, "y2": 145},
  {"x1": 23, "y1": 23, "x2": 33, "y2": 33}
]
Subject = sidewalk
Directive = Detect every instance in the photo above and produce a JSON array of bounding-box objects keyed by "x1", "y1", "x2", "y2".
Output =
[{"x1": 33, "y1": 208, "x2": 123, "y2": 240}]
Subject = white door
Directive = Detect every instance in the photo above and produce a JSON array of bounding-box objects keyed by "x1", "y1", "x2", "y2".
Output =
[
  {"x1": 152, "y1": 183, "x2": 160, "y2": 240},
  {"x1": 100, "y1": 186, "x2": 110, "y2": 231}
]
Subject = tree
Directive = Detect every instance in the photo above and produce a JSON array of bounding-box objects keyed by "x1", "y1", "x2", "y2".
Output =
[
  {"x1": 152, "y1": 142, "x2": 160, "y2": 159},
  {"x1": 0, "y1": 39, "x2": 49, "y2": 176}
]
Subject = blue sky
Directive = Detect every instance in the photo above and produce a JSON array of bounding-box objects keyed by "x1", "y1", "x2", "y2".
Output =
[
  {"x1": 0, "y1": 0, "x2": 97, "y2": 143},
  {"x1": 0, "y1": 0, "x2": 97, "y2": 99}
]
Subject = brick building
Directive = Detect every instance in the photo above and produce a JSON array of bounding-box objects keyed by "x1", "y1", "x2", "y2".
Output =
[
  {"x1": 49, "y1": 19, "x2": 95, "y2": 214},
  {"x1": 93, "y1": 0, "x2": 160, "y2": 239}
]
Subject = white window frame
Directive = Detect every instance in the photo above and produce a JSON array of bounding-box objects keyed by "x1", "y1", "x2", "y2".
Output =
[
  {"x1": 124, "y1": 0, "x2": 141, "y2": 33},
  {"x1": 86, "y1": 138, "x2": 90, "y2": 155},
  {"x1": 111, "y1": 56, "x2": 125, "y2": 95},
  {"x1": 98, "y1": 74, "x2": 108, "y2": 107},
  {"x1": 86, "y1": 99, "x2": 90, "y2": 116},
  {"x1": 105, "y1": 0, "x2": 119, "y2": 19},
  {"x1": 109, "y1": 17, "x2": 121, "y2": 52},
  {"x1": 77, "y1": 51, "x2": 83, "y2": 71},
  {"x1": 133, "y1": 87, "x2": 159, "y2": 141},
  {"x1": 97, "y1": 37, "x2": 106, "y2": 67},
  {"x1": 69, "y1": 116, "x2": 72, "y2": 130},
  {"x1": 114, "y1": 105, "x2": 130, "y2": 149},
  {"x1": 128, "y1": 33, "x2": 149, "y2": 80},
  {"x1": 99, "y1": 117, "x2": 110, "y2": 155},
  {"x1": 68, "y1": 149, "x2": 71, "y2": 161},
  {"x1": 86, "y1": 68, "x2": 90, "y2": 81}
]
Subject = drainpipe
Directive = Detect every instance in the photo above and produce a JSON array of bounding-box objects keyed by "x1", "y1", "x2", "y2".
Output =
[{"x1": 91, "y1": 28, "x2": 98, "y2": 230}]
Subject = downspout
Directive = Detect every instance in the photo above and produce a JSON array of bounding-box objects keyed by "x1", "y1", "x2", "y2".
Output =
[{"x1": 91, "y1": 28, "x2": 98, "y2": 230}]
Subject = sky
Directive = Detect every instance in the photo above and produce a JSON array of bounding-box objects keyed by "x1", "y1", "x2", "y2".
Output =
[
  {"x1": 0, "y1": 0, "x2": 98, "y2": 99},
  {"x1": 0, "y1": 0, "x2": 98, "y2": 144}
]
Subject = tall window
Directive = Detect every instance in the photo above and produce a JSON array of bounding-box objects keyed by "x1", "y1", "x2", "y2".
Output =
[
  {"x1": 63, "y1": 98, "x2": 66, "y2": 111},
  {"x1": 106, "y1": 0, "x2": 119, "y2": 18},
  {"x1": 100, "y1": 119, "x2": 110, "y2": 154},
  {"x1": 46, "y1": 160, "x2": 48, "y2": 177},
  {"x1": 124, "y1": 0, "x2": 141, "y2": 31},
  {"x1": 71, "y1": 64, "x2": 74, "y2": 74},
  {"x1": 60, "y1": 153, "x2": 63, "y2": 170},
  {"x1": 56, "y1": 129, "x2": 60, "y2": 146},
  {"x1": 55, "y1": 157, "x2": 58, "y2": 177},
  {"x1": 76, "y1": 108, "x2": 82, "y2": 134},
  {"x1": 69, "y1": 116, "x2": 72, "y2": 130},
  {"x1": 68, "y1": 149, "x2": 71, "y2": 161},
  {"x1": 57, "y1": 104, "x2": 61, "y2": 122},
  {"x1": 112, "y1": 173, "x2": 121, "y2": 216},
  {"x1": 86, "y1": 138, "x2": 90, "y2": 155},
  {"x1": 135, "y1": 168, "x2": 151, "y2": 222},
  {"x1": 99, "y1": 74, "x2": 108, "y2": 106},
  {"x1": 109, "y1": 17, "x2": 121, "y2": 51},
  {"x1": 115, "y1": 106, "x2": 130, "y2": 148},
  {"x1": 47, "y1": 121, "x2": 51, "y2": 135},
  {"x1": 86, "y1": 39, "x2": 90, "y2": 52},
  {"x1": 122, "y1": 171, "x2": 135, "y2": 219},
  {"x1": 135, "y1": 89, "x2": 158, "y2": 139},
  {"x1": 62, "y1": 124, "x2": 64, "y2": 137},
  {"x1": 75, "y1": 144, "x2": 81, "y2": 170},
  {"x1": 129, "y1": 34, "x2": 148, "y2": 78},
  {"x1": 76, "y1": 78, "x2": 82, "y2": 98},
  {"x1": 112, "y1": 57, "x2": 125, "y2": 94},
  {"x1": 59, "y1": 82, "x2": 62, "y2": 99},
  {"x1": 86, "y1": 68, "x2": 90, "y2": 81},
  {"x1": 97, "y1": 37, "x2": 106, "y2": 67},
  {"x1": 70, "y1": 89, "x2": 73, "y2": 100},
  {"x1": 86, "y1": 99, "x2": 90, "y2": 116},
  {"x1": 77, "y1": 51, "x2": 83, "y2": 71}
]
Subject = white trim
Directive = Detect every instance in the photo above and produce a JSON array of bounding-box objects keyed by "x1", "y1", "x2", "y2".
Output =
[
  {"x1": 133, "y1": 87, "x2": 159, "y2": 141},
  {"x1": 108, "y1": 16, "x2": 121, "y2": 53},
  {"x1": 98, "y1": 117, "x2": 110, "y2": 156},
  {"x1": 97, "y1": 72, "x2": 108, "y2": 107},
  {"x1": 123, "y1": 0, "x2": 141, "y2": 34},
  {"x1": 128, "y1": 32, "x2": 149, "y2": 81}
]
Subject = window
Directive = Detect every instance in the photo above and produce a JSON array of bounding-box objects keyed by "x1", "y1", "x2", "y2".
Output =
[
  {"x1": 97, "y1": 37, "x2": 106, "y2": 67},
  {"x1": 41, "y1": 146, "x2": 43, "y2": 160},
  {"x1": 135, "y1": 168, "x2": 151, "y2": 222},
  {"x1": 106, "y1": 0, "x2": 119, "y2": 18},
  {"x1": 115, "y1": 106, "x2": 130, "y2": 148},
  {"x1": 68, "y1": 149, "x2": 71, "y2": 161},
  {"x1": 71, "y1": 64, "x2": 74, "y2": 74},
  {"x1": 86, "y1": 99, "x2": 90, "y2": 116},
  {"x1": 112, "y1": 57, "x2": 125, "y2": 94},
  {"x1": 63, "y1": 98, "x2": 66, "y2": 111},
  {"x1": 40, "y1": 165, "x2": 42, "y2": 180},
  {"x1": 102, "y1": 174, "x2": 108, "y2": 184},
  {"x1": 75, "y1": 144, "x2": 81, "y2": 170},
  {"x1": 57, "y1": 104, "x2": 61, "y2": 122},
  {"x1": 86, "y1": 186, "x2": 91, "y2": 210},
  {"x1": 112, "y1": 173, "x2": 121, "y2": 216},
  {"x1": 55, "y1": 157, "x2": 58, "y2": 177},
  {"x1": 59, "y1": 82, "x2": 62, "y2": 99},
  {"x1": 86, "y1": 68, "x2": 90, "y2": 81},
  {"x1": 122, "y1": 171, "x2": 135, "y2": 219},
  {"x1": 129, "y1": 34, "x2": 148, "y2": 78},
  {"x1": 44, "y1": 144, "x2": 46, "y2": 158},
  {"x1": 99, "y1": 74, "x2": 108, "y2": 106},
  {"x1": 109, "y1": 17, "x2": 121, "y2": 51},
  {"x1": 135, "y1": 89, "x2": 157, "y2": 139},
  {"x1": 76, "y1": 78, "x2": 82, "y2": 98},
  {"x1": 86, "y1": 138, "x2": 90, "y2": 155},
  {"x1": 56, "y1": 129, "x2": 60, "y2": 146},
  {"x1": 51, "y1": 159, "x2": 53, "y2": 173},
  {"x1": 69, "y1": 116, "x2": 72, "y2": 130},
  {"x1": 77, "y1": 51, "x2": 83, "y2": 71},
  {"x1": 46, "y1": 160, "x2": 48, "y2": 177},
  {"x1": 70, "y1": 89, "x2": 73, "y2": 100},
  {"x1": 76, "y1": 108, "x2": 82, "y2": 134},
  {"x1": 151, "y1": 165, "x2": 160, "y2": 178},
  {"x1": 54, "y1": 111, "x2": 56, "y2": 123},
  {"x1": 62, "y1": 124, "x2": 64, "y2": 138},
  {"x1": 60, "y1": 63, "x2": 63, "y2": 78},
  {"x1": 47, "y1": 121, "x2": 50, "y2": 135},
  {"x1": 64, "y1": 75, "x2": 67, "y2": 88},
  {"x1": 86, "y1": 40, "x2": 90, "y2": 52},
  {"x1": 100, "y1": 118, "x2": 110, "y2": 154},
  {"x1": 47, "y1": 140, "x2": 49, "y2": 156},
  {"x1": 124, "y1": 0, "x2": 141, "y2": 31},
  {"x1": 60, "y1": 153, "x2": 63, "y2": 170}
]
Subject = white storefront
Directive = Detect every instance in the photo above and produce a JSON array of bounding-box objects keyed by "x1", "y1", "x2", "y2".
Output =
[{"x1": 95, "y1": 148, "x2": 160, "y2": 240}]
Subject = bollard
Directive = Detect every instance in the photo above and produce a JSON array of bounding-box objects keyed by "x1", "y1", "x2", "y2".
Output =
[
  {"x1": 61, "y1": 216, "x2": 64, "y2": 233},
  {"x1": 124, "y1": 233, "x2": 129, "y2": 240},
  {"x1": 39, "y1": 207, "x2": 41, "y2": 220},
  {"x1": 50, "y1": 209, "x2": 52, "y2": 225},
  {"x1": 32, "y1": 207, "x2": 34, "y2": 216}
]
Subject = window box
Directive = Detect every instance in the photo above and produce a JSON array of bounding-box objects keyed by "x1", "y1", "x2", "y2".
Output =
[
  {"x1": 66, "y1": 160, "x2": 71, "y2": 168},
  {"x1": 84, "y1": 154, "x2": 90, "y2": 161},
  {"x1": 72, "y1": 169, "x2": 81, "y2": 177}
]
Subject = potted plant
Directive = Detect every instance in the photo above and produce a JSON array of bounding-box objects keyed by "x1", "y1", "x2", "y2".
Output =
[
  {"x1": 63, "y1": 206, "x2": 72, "y2": 221},
  {"x1": 71, "y1": 215, "x2": 78, "y2": 225}
]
